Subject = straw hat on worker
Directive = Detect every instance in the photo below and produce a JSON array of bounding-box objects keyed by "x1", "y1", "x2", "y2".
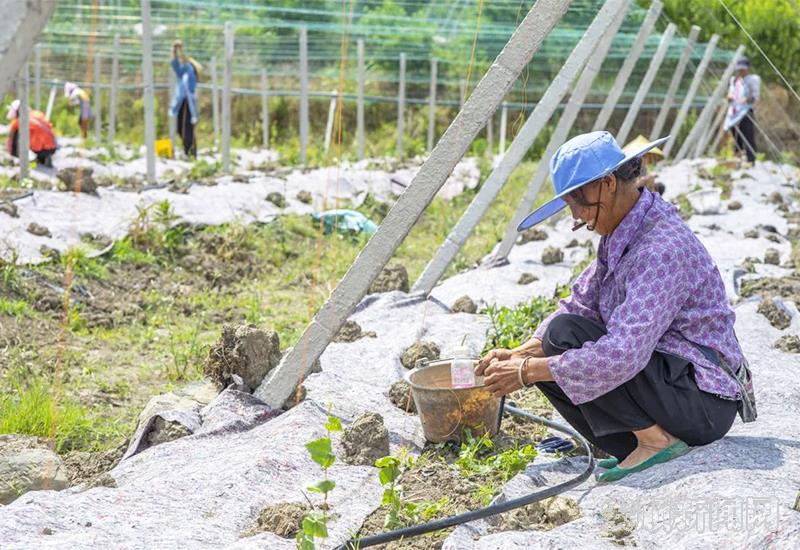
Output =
[{"x1": 475, "y1": 131, "x2": 755, "y2": 483}]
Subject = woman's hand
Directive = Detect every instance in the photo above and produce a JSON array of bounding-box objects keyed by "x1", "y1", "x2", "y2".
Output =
[
  {"x1": 483, "y1": 357, "x2": 526, "y2": 398},
  {"x1": 476, "y1": 348, "x2": 514, "y2": 376}
]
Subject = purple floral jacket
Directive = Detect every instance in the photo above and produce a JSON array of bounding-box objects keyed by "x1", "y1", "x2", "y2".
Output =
[{"x1": 533, "y1": 188, "x2": 743, "y2": 405}]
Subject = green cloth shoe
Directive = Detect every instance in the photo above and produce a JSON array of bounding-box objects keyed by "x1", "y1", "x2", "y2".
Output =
[
  {"x1": 596, "y1": 457, "x2": 618, "y2": 469},
  {"x1": 597, "y1": 441, "x2": 689, "y2": 483}
]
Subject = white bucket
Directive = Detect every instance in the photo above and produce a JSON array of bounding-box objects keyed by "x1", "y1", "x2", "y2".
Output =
[{"x1": 686, "y1": 188, "x2": 722, "y2": 215}]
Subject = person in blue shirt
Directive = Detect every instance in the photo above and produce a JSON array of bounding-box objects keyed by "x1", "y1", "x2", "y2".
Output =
[
  {"x1": 170, "y1": 40, "x2": 202, "y2": 158},
  {"x1": 723, "y1": 56, "x2": 760, "y2": 165}
]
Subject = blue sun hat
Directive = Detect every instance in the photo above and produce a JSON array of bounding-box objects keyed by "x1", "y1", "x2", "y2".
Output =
[{"x1": 517, "y1": 131, "x2": 669, "y2": 231}]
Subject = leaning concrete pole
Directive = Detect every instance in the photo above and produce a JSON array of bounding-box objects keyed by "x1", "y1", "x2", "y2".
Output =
[
  {"x1": 34, "y1": 44, "x2": 41, "y2": 111},
  {"x1": 17, "y1": 64, "x2": 29, "y2": 182},
  {"x1": 650, "y1": 25, "x2": 699, "y2": 140},
  {"x1": 675, "y1": 45, "x2": 744, "y2": 162},
  {"x1": 108, "y1": 34, "x2": 119, "y2": 144},
  {"x1": 499, "y1": 102, "x2": 508, "y2": 155},
  {"x1": 222, "y1": 22, "x2": 234, "y2": 173},
  {"x1": 94, "y1": 51, "x2": 102, "y2": 143},
  {"x1": 696, "y1": 100, "x2": 726, "y2": 157},
  {"x1": 427, "y1": 58, "x2": 438, "y2": 151},
  {"x1": 412, "y1": 0, "x2": 631, "y2": 295},
  {"x1": 299, "y1": 26, "x2": 310, "y2": 165},
  {"x1": 356, "y1": 39, "x2": 365, "y2": 160},
  {"x1": 255, "y1": 0, "x2": 574, "y2": 409},
  {"x1": 592, "y1": 0, "x2": 662, "y2": 132},
  {"x1": 0, "y1": 0, "x2": 56, "y2": 99},
  {"x1": 708, "y1": 104, "x2": 729, "y2": 155},
  {"x1": 662, "y1": 35, "x2": 719, "y2": 157},
  {"x1": 492, "y1": 0, "x2": 628, "y2": 264},
  {"x1": 616, "y1": 23, "x2": 676, "y2": 145},
  {"x1": 397, "y1": 52, "x2": 406, "y2": 158},
  {"x1": 141, "y1": 0, "x2": 157, "y2": 184},
  {"x1": 211, "y1": 57, "x2": 220, "y2": 148}
]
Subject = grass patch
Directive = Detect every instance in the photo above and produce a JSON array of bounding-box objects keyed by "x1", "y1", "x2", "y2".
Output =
[
  {"x1": 0, "y1": 297, "x2": 33, "y2": 317},
  {"x1": 481, "y1": 297, "x2": 559, "y2": 352}
]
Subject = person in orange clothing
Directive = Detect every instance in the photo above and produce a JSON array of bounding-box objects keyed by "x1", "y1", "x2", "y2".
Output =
[{"x1": 6, "y1": 99, "x2": 58, "y2": 168}]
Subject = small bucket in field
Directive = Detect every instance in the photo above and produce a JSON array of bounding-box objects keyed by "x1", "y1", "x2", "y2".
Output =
[{"x1": 405, "y1": 359, "x2": 502, "y2": 444}]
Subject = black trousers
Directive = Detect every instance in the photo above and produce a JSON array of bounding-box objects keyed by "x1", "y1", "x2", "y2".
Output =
[
  {"x1": 535, "y1": 314, "x2": 737, "y2": 460},
  {"x1": 731, "y1": 110, "x2": 757, "y2": 163},
  {"x1": 10, "y1": 132, "x2": 55, "y2": 166},
  {"x1": 177, "y1": 99, "x2": 196, "y2": 158}
]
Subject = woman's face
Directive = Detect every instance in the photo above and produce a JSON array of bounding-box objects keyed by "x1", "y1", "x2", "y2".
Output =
[{"x1": 563, "y1": 175, "x2": 618, "y2": 236}]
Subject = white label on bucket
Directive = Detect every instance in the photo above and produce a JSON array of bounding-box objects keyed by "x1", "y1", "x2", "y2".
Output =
[{"x1": 451, "y1": 358, "x2": 476, "y2": 389}]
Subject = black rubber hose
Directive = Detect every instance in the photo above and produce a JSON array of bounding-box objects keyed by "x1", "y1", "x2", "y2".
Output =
[{"x1": 334, "y1": 405, "x2": 595, "y2": 549}]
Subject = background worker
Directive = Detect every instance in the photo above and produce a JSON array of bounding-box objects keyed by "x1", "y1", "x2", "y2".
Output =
[
  {"x1": 64, "y1": 81, "x2": 91, "y2": 140},
  {"x1": 622, "y1": 134, "x2": 666, "y2": 195},
  {"x1": 724, "y1": 56, "x2": 760, "y2": 165},
  {"x1": 6, "y1": 99, "x2": 58, "y2": 168},
  {"x1": 170, "y1": 40, "x2": 201, "y2": 158}
]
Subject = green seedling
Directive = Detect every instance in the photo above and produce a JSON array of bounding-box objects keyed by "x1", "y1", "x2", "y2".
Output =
[{"x1": 296, "y1": 410, "x2": 343, "y2": 550}]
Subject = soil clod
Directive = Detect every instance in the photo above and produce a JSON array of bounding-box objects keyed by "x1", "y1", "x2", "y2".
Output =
[
  {"x1": 602, "y1": 506, "x2": 637, "y2": 546},
  {"x1": 204, "y1": 324, "x2": 282, "y2": 391},
  {"x1": 517, "y1": 228, "x2": 548, "y2": 244},
  {"x1": 247, "y1": 502, "x2": 309, "y2": 538},
  {"x1": 451, "y1": 295, "x2": 477, "y2": 314},
  {"x1": 728, "y1": 200, "x2": 742, "y2": 211},
  {"x1": 341, "y1": 412, "x2": 390, "y2": 466},
  {"x1": 27, "y1": 222, "x2": 52, "y2": 237},
  {"x1": 491, "y1": 495, "x2": 580, "y2": 533},
  {"x1": 518, "y1": 272, "x2": 539, "y2": 285},
  {"x1": 541, "y1": 246, "x2": 563, "y2": 265},
  {"x1": 764, "y1": 249, "x2": 781, "y2": 265},
  {"x1": 146, "y1": 417, "x2": 193, "y2": 447},
  {"x1": 0, "y1": 201, "x2": 18, "y2": 218},
  {"x1": 757, "y1": 298, "x2": 792, "y2": 330},
  {"x1": 63, "y1": 442, "x2": 126, "y2": 486},
  {"x1": 401, "y1": 340, "x2": 440, "y2": 369},
  {"x1": 266, "y1": 192, "x2": 287, "y2": 208},
  {"x1": 744, "y1": 229, "x2": 759, "y2": 239},
  {"x1": 388, "y1": 379, "x2": 416, "y2": 413},
  {"x1": 768, "y1": 191, "x2": 784, "y2": 205},
  {"x1": 565, "y1": 239, "x2": 579, "y2": 248},
  {"x1": 775, "y1": 334, "x2": 800, "y2": 353},
  {"x1": 56, "y1": 166, "x2": 98, "y2": 194},
  {"x1": 369, "y1": 263, "x2": 409, "y2": 293},
  {"x1": 334, "y1": 320, "x2": 376, "y2": 343},
  {"x1": 296, "y1": 190, "x2": 313, "y2": 204}
]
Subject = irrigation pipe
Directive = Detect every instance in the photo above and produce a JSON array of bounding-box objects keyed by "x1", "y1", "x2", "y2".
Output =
[{"x1": 334, "y1": 404, "x2": 595, "y2": 549}]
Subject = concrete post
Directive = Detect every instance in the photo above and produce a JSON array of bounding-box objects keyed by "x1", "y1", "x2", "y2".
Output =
[
  {"x1": 17, "y1": 65, "x2": 29, "y2": 181},
  {"x1": 45, "y1": 85, "x2": 56, "y2": 120},
  {"x1": 261, "y1": 68, "x2": 269, "y2": 147},
  {"x1": 211, "y1": 56, "x2": 220, "y2": 148},
  {"x1": 0, "y1": 0, "x2": 56, "y2": 99},
  {"x1": 255, "y1": 0, "x2": 575, "y2": 409},
  {"x1": 650, "y1": 25, "x2": 699, "y2": 140},
  {"x1": 696, "y1": 101, "x2": 726, "y2": 157},
  {"x1": 299, "y1": 26, "x2": 309, "y2": 165},
  {"x1": 663, "y1": 35, "x2": 719, "y2": 157},
  {"x1": 94, "y1": 51, "x2": 102, "y2": 143},
  {"x1": 676, "y1": 45, "x2": 744, "y2": 162},
  {"x1": 592, "y1": 0, "x2": 661, "y2": 132},
  {"x1": 493, "y1": 0, "x2": 628, "y2": 264},
  {"x1": 459, "y1": 78, "x2": 466, "y2": 109},
  {"x1": 499, "y1": 102, "x2": 508, "y2": 155},
  {"x1": 708, "y1": 104, "x2": 728, "y2": 155},
  {"x1": 34, "y1": 44, "x2": 41, "y2": 111},
  {"x1": 616, "y1": 23, "x2": 676, "y2": 145},
  {"x1": 412, "y1": 0, "x2": 630, "y2": 295},
  {"x1": 397, "y1": 52, "x2": 406, "y2": 158},
  {"x1": 427, "y1": 58, "x2": 438, "y2": 151},
  {"x1": 109, "y1": 34, "x2": 119, "y2": 144},
  {"x1": 486, "y1": 113, "x2": 493, "y2": 155},
  {"x1": 324, "y1": 91, "x2": 337, "y2": 154},
  {"x1": 141, "y1": 0, "x2": 156, "y2": 184},
  {"x1": 222, "y1": 22, "x2": 233, "y2": 173},
  {"x1": 357, "y1": 39, "x2": 365, "y2": 160},
  {"x1": 168, "y1": 73, "x2": 177, "y2": 158}
]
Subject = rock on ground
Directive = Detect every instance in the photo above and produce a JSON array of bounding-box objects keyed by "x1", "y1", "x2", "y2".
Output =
[
  {"x1": 451, "y1": 295, "x2": 477, "y2": 314},
  {"x1": 56, "y1": 166, "x2": 98, "y2": 194},
  {"x1": 341, "y1": 412, "x2": 391, "y2": 466},
  {"x1": 0, "y1": 201, "x2": 18, "y2": 217},
  {"x1": 369, "y1": 264, "x2": 409, "y2": 293},
  {"x1": 764, "y1": 248, "x2": 781, "y2": 265},
  {"x1": 204, "y1": 325, "x2": 282, "y2": 391},
  {"x1": 727, "y1": 200, "x2": 742, "y2": 211},
  {"x1": 266, "y1": 192, "x2": 287, "y2": 208},
  {"x1": 541, "y1": 246, "x2": 564, "y2": 265},
  {"x1": 27, "y1": 222, "x2": 51, "y2": 237},
  {"x1": 518, "y1": 272, "x2": 538, "y2": 285},
  {"x1": 296, "y1": 190, "x2": 313, "y2": 204},
  {"x1": 400, "y1": 340, "x2": 440, "y2": 369},
  {"x1": 388, "y1": 380, "x2": 416, "y2": 413},
  {"x1": 0, "y1": 435, "x2": 69, "y2": 505}
]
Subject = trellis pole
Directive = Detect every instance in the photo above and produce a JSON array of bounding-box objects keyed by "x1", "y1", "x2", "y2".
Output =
[
  {"x1": 427, "y1": 58, "x2": 438, "y2": 151},
  {"x1": 397, "y1": 53, "x2": 406, "y2": 158},
  {"x1": 499, "y1": 102, "x2": 508, "y2": 155},
  {"x1": 211, "y1": 56, "x2": 220, "y2": 148},
  {"x1": 141, "y1": 0, "x2": 156, "y2": 184},
  {"x1": 357, "y1": 39, "x2": 365, "y2": 160},
  {"x1": 650, "y1": 25, "x2": 699, "y2": 140},
  {"x1": 299, "y1": 26, "x2": 309, "y2": 165},
  {"x1": 222, "y1": 22, "x2": 234, "y2": 173},
  {"x1": 261, "y1": 68, "x2": 269, "y2": 147},
  {"x1": 17, "y1": 65, "x2": 29, "y2": 182},
  {"x1": 94, "y1": 51, "x2": 102, "y2": 143},
  {"x1": 109, "y1": 34, "x2": 119, "y2": 144}
]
